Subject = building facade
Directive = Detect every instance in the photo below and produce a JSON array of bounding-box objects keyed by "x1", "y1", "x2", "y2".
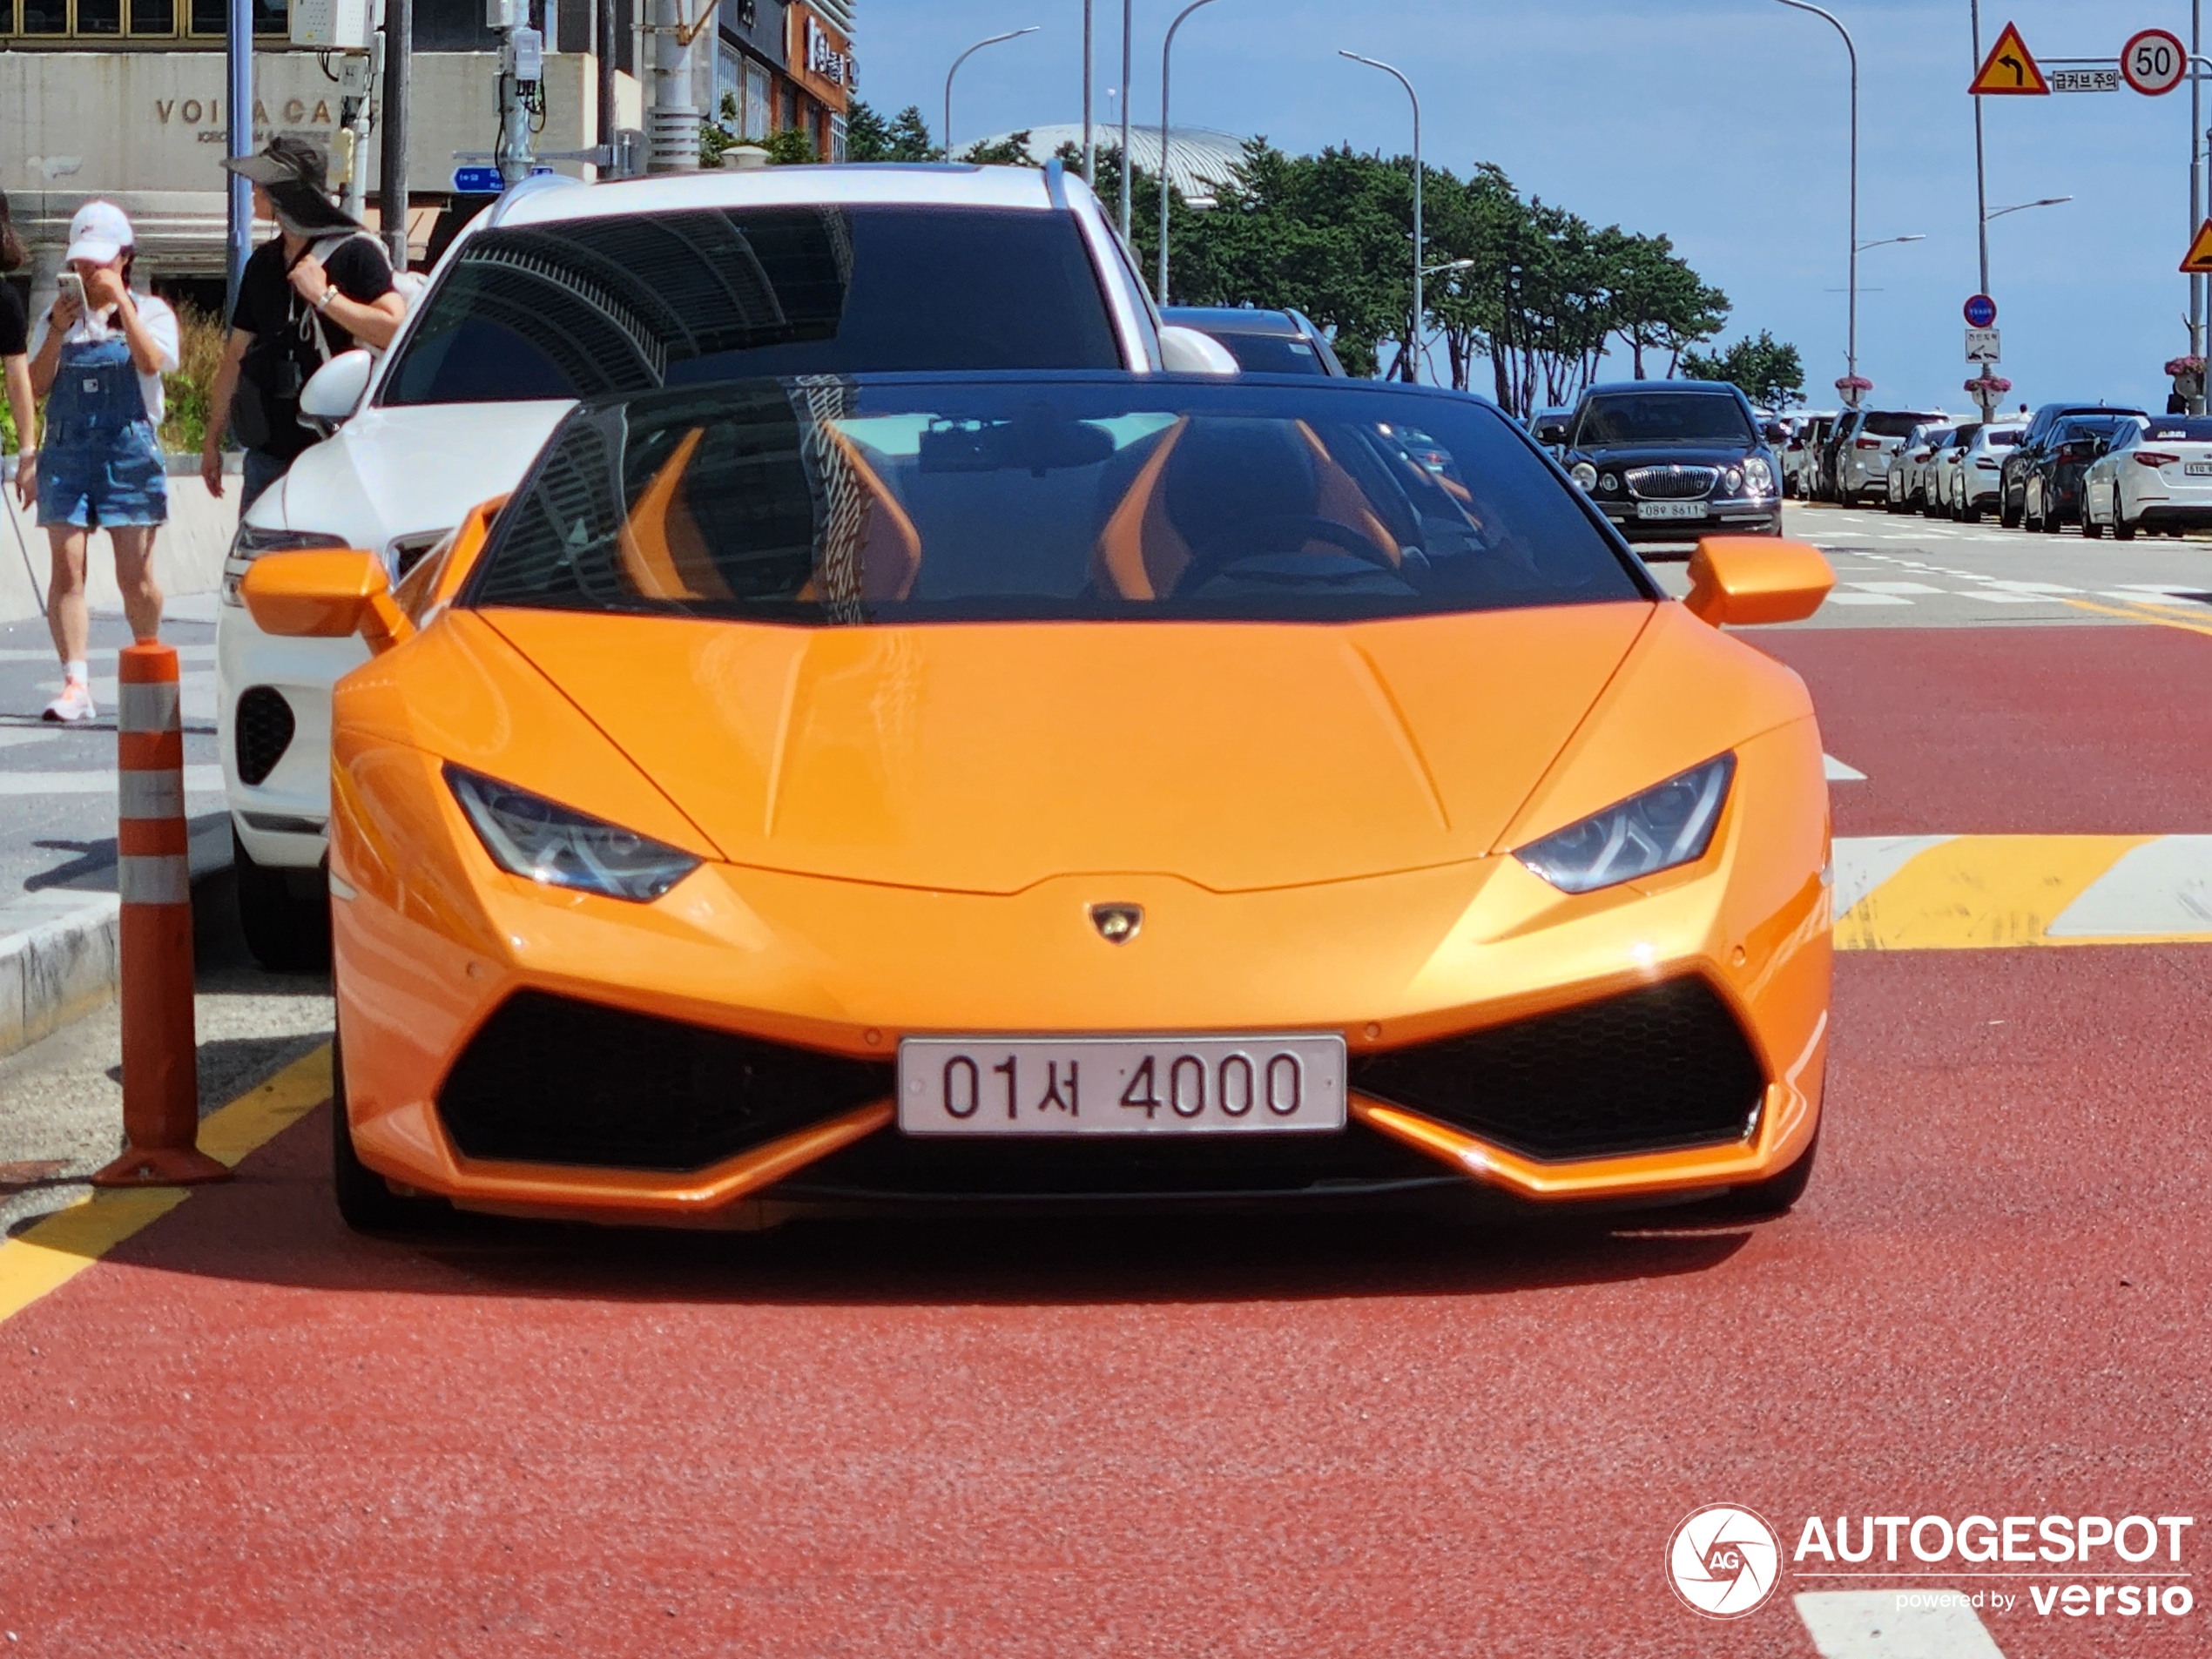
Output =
[{"x1": 2, "y1": 0, "x2": 850, "y2": 287}]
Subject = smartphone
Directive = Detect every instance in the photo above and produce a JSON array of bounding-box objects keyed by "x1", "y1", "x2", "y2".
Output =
[{"x1": 57, "y1": 271, "x2": 87, "y2": 314}]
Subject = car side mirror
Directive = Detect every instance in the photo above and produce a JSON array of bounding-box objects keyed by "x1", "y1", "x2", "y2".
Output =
[
  {"x1": 1683, "y1": 536, "x2": 1834, "y2": 628},
  {"x1": 1157, "y1": 324, "x2": 1240, "y2": 375},
  {"x1": 300, "y1": 348, "x2": 374, "y2": 422},
  {"x1": 1533, "y1": 418, "x2": 1569, "y2": 447},
  {"x1": 239, "y1": 548, "x2": 414, "y2": 654}
]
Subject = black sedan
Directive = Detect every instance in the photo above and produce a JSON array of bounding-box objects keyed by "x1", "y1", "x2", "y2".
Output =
[
  {"x1": 2022, "y1": 415, "x2": 2144, "y2": 533},
  {"x1": 1537, "y1": 382, "x2": 1784, "y2": 547},
  {"x1": 1160, "y1": 307, "x2": 1346, "y2": 376}
]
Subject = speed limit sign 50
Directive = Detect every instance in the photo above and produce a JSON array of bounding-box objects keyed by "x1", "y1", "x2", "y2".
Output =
[{"x1": 2124, "y1": 28, "x2": 2188, "y2": 96}]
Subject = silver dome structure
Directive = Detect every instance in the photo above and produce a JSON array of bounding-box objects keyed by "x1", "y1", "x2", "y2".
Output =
[{"x1": 972, "y1": 125, "x2": 1251, "y2": 207}]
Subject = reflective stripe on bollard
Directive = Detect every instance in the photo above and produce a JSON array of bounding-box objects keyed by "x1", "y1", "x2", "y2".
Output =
[{"x1": 92, "y1": 641, "x2": 231, "y2": 1188}]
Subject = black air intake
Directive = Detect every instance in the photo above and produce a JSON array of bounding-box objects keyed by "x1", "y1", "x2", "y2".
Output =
[
  {"x1": 233, "y1": 686, "x2": 295, "y2": 786},
  {"x1": 438, "y1": 991, "x2": 893, "y2": 1171},
  {"x1": 1352, "y1": 978, "x2": 1766, "y2": 1162}
]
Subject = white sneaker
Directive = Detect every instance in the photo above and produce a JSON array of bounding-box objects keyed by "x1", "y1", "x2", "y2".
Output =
[{"x1": 42, "y1": 678, "x2": 97, "y2": 724}]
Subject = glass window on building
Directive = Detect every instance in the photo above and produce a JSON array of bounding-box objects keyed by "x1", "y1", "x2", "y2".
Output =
[
  {"x1": 745, "y1": 60, "x2": 772, "y2": 139},
  {"x1": 129, "y1": 0, "x2": 177, "y2": 30},
  {"x1": 20, "y1": 0, "x2": 71, "y2": 31},
  {"x1": 829, "y1": 111, "x2": 846, "y2": 163},
  {"x1": 716, "y1": 41, "x2": 741, "y2": 129}
]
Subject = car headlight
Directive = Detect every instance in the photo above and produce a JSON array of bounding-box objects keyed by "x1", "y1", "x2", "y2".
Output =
[
  {"x1": 1743, "y1": 456, "x2": 1772, "y2": 493},
  {"x1": 1723, "y1": 466, "x2": 1745, "y2": 495},
  {"x1": 1599, "y1": 472, "x2": 1620, "y2": 496},
  {"x1": 1570, "y1": 462, "x2": 1598, "y2": 489},
  {"x1": 222, "y1": 523, "x2": 350, "y2": 607},
  {"x1": 1514, "y1": 754, "x2": 1736, "y2": 895},
  {"x1": 445, "y1": 765, "x2": 701, "y2": 902}
]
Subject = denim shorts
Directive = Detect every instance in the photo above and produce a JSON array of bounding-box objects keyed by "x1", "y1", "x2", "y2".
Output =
[{"x1": 37, "y1": 421, "x2": 170, "y2": 530}]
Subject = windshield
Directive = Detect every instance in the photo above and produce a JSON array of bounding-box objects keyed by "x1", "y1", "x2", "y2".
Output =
[
  {"x1": 1859, "y1": 413, "x2": 1939, "y2": 439},
  {"x1": 469, "y1": 376, "x2": 1646, "y2": 626},
  {"x1": 1211, "y1": 331, "x2": 1332, "y2": 375},
  {"x1": 382, "y1": 206, "x2": 1122, "y2": 407},
  {"x1": 1985, "y1": 428, "x2": 2020, "y2": 448},
  {"x1": 1570, "y1": 394, "x2": 1754, "y2": 448},
  {"x1": 2144, "y1": 418, "x2": 2212, "y2": 442}
]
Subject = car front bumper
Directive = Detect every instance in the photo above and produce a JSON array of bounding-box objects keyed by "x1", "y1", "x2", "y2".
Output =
[
  {"x1": 329, "y1": 725, "x2": 1831, "y2": 1228},
  {"x1": 1595, "y1": 498, "x2": 1784, "y2": 541}
]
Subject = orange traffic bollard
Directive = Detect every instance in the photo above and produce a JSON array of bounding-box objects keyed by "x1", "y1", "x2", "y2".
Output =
[{"x1": 92, "y1": 641, "x2": 230, "y2": 1188}]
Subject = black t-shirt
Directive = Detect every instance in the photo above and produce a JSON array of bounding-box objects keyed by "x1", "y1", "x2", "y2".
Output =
[
  {"x1": 0, "y1": 281, "x2": 27, "y2": 359},
  {"x1": 231, "y1": 233, "x2": 395, "y2": 354},
  {"x1": 231, "y1": 233, "x2": 395, "y2": 458}
]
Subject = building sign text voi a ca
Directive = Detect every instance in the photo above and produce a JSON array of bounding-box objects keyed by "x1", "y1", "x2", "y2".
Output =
[{"x1": 155, "y1": 96, "x2": 341, "y2": 142}]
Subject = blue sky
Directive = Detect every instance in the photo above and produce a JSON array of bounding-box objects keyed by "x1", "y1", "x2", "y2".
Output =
[{"x1": 863, "y1": 0, "x2": 2205, "y2": 413}]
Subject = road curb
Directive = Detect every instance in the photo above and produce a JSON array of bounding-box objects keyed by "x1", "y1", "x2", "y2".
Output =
[{"x1": 0, "y1": 816, "x2": 232, "y2": 1060}]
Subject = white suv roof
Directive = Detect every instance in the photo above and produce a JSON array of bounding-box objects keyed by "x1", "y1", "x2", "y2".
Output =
[{"x1": 495, "y1": 163, "x2": 1062, "y2": 230}]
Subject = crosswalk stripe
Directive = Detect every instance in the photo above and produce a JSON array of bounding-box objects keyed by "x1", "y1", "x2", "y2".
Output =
[
  {"x1": 0, "y1": 765, "x2": 225, "y2": 796},
  {"x1": 1832, "y1": 834, "x2": 2201, "y2": 949},
  {"x1": 2044, "y1": 835, "x2": 2212, "y2": 937},
  {"x1": 1794, "y1": 1590, "x2": 2008, "y2": 1658}
]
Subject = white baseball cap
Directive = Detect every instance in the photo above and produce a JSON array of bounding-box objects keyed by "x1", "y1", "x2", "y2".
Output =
[{"x1": 64, "y1": 199, "x2": 133, "y2": 266}]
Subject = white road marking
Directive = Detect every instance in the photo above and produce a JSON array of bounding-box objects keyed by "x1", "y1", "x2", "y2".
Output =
[
  {"x1": 0, "y1": 730, "x2": 62, "y2": 752},
  {"x1": 1832, "y1": 835, "x2": 1956, "y2": 914},
  {"x1": 1848, "y1": 582, "x2": 1946, "y2": 595},
  {"x1": 0, "y1": 645, "x2": 215, "y2": 664},
  {"x1": 1824, "y1": 755, "x2": 1866, "y2": 781},
  {"x1": 0, "y1": 766, "x2": 225, "y2": 796},
  {"x1": 2048, "y1": 835, "x2": 2212, "y2": 936},
  {"x1": 1966, "y1": 592, "x2": 2066, "y2": 604},
  {"x1": 1794, "y1": 1591, "x2": 2007, "y2": 1659},
  {"x1": 1982, "y1": 580, "x2": 2080, "y2": 593},
  {"x1": 1827, "y1": 592, "x2": 1914, "y2": 606}
]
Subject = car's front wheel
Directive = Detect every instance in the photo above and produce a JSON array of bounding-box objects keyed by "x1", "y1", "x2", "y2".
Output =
[
  {"x1": 233, "y1": 828, "x2": 332, "y2": 972},
  {"x1": 330, "y1": 1028, "x2": 449, "y2": 1235}
]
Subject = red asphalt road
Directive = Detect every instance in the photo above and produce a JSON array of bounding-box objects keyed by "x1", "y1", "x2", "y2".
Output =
[{"x1": 2, "y1": 626, "x2": 2209, "y2": 1657}]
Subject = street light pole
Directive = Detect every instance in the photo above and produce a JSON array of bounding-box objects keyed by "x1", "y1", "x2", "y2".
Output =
[
  {"x1": 1770, "y1": 0, "x2": 1858, "y2": 403},
  {"x1": 944, "y1": 26, "x2": 1038, "y2": 163},
  {"x1": 1158, "y1": 0, "x2": 1226, "y2": 302},
  {"x1": 1972, "y1": 0, "x2": 1990, "y2": 298},
  {"x1": 1340, "y1": 51, "x2": 1422, "y2": 383},
  {"x1": 1082, "y1": 0, "x2": 1095, "y2": 185},
  {"x1": 1120, "y1": 0, "x2": 1134, "y2": 239}
]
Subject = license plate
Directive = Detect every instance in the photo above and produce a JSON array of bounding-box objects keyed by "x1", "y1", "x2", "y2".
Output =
[
  {"x1": 898, "y1": 1035, "x2": 1347, "y2": 1136},
  {"x1": 2186, "y1": 462, "x2": 2212, "y2": 476},
  {"x1": 1636, "y1": 501, "x2": 1708, "y2": 521}
]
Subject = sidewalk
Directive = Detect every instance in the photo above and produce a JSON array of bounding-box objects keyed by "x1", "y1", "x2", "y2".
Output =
[{"x1": 0, "y1": 599, "x2": 229, "y2": 1057}]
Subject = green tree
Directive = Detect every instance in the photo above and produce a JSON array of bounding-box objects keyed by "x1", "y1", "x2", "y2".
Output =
[
  {"x1": 961, "y1": 131, "x2": 1037, "y2": 165},
  {"x1": 846, "y1": 101, "x2": 940, "y2": 162},
  {"x1": 760, "y1": 126, "x2": 823, "y2": 165},
  {"x1": 1681, "y1": 329, "x2": 1806, "y2": 408},
  {"x1": 1603, "y1": 230, "x2": 1728, "y2": 380}
]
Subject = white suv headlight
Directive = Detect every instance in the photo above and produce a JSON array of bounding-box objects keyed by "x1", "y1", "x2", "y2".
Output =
[
  {"x1": 222, "y1": 524, "x2": 350, "y2": 606},
  {"x1": 1514, "y1": 754, "x2": 1736, "y2": 894},
  {"x1": 446, "y1": 765, "x2": 701, "y2": 903}
]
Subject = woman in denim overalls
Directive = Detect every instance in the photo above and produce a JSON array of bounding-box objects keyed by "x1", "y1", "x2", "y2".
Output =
[{"x1": 24, "y1": 200, "x2": 180, "y2": 724}]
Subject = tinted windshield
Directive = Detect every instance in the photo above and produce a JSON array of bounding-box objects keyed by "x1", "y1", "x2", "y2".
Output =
[
  {"x1": 470, "y1": 377, "x2": 1644, "y2": 625},
  {"x1": 2055, "y1": 417, "x2": 2137, "y2": 442},
  {"x1": 1570, "y1": 394, "x2": 1753, "y2": 447},
  {"x1": 2146, "y1": 418, "x2": 2212, "y2": 441},
  {"x1": 1211, "y1": 331, "x2": 1331, "y2": 375},
  {"x1": 1985, "y1": 429, "x2": 2020, "y2": 448},
  {"x1": 383, "y1": 206, "x2": 1121, "y2": 407},
  {"x1": 1860, "y1": 413, "x2": 1939, "y2": 439}
]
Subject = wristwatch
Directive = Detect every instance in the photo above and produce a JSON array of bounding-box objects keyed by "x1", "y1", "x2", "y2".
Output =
[{"x1": 314, "y1": 285, "x2": 340, "y2": 313}]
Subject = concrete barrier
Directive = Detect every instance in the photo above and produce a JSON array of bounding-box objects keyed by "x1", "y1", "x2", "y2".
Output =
[{"x1": 0, "y1": 455, "x2": 238, "y2": 625}]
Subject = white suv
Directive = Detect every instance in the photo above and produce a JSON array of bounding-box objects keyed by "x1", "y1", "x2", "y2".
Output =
[{"x1": 216, "y1": 161, "x2": 1220, "y2": 966}]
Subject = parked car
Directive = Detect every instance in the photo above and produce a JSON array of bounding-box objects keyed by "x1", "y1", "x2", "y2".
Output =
[
  {"x1": 1162, "y1": 306, "x2": 1345, "y2": 375},
  {"x1": 1919, "y1": 424, "x2": 1979, "y2": 516},
  {"x1": 1784, "y1": 412, "x2": 1838, "y2": 499},
  {"x1": 1885, "y1": 422, "x2": 1957, "y2": 514},
  {"x1": 233, "y1": 368, "x2": 1836, "y2": 1234},
  {"x1": 1945, "y1": 421, "x2": 2021, "y2": 521},
  {"x1": 2000, "y1": 401, "x2": 2149, "y2": 527},
  {"x1": 2022, "y1": 414, "x2": 2144, "y2": 532},
  {"x1": 1531, "y1": 406, "x2": 1577, "y2": 456},
  {"x1": 1538, "y1": 381, "x2": 1784, "y2": 545},
  {"x1": 2082, "y1": 414, "x2": 2212, "y2": 539},
  {"x1": 1834, "y1": 408, "x2": 1947, "y2": 506},
  {"x1": 217, "y1": 160, "x2": 1226, "y2": 968}
]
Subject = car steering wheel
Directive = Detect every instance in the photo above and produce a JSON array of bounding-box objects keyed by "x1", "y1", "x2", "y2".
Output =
[{"x1": 1175, "y1": 515, "x2": 1401, "y2": 597}]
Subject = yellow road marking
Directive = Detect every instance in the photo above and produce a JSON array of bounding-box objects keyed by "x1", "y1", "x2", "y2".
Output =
[
  {"x1": 1836, "y1": 835, "x2": 2159, "y2": 951},
  {"x1": 0, "y1": 1043, "x2": 332, "y2": 1328},
  {"x1": 2065, "y1": 595, "x2": 2212, "y2": 637}
]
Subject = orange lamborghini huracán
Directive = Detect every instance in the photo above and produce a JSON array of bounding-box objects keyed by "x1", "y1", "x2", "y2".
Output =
[{"x1": 239, "y1": 372, "x2": 1834, "y2": 1232}]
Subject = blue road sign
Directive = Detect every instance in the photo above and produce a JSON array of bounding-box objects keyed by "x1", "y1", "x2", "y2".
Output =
[
  {"x1": 1964, "y1": 293, "x2": 1998, "y2": 328},
  {"x1": 452, "y1": 165, "x2": 505, "y2": 193}
]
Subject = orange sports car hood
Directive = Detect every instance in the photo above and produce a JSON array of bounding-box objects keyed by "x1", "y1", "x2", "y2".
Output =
[{"x1": 483, "y1": 603, "x2": 1656, "y2": 894}]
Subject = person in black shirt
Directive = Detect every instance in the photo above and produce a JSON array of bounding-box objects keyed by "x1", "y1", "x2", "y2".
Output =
[
  {"x1": 1, "y1": 190, "x2": 34, "y2": 509},
  {"x1": 200, "y1": 137, "x2": 405, "y2": 513}
]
